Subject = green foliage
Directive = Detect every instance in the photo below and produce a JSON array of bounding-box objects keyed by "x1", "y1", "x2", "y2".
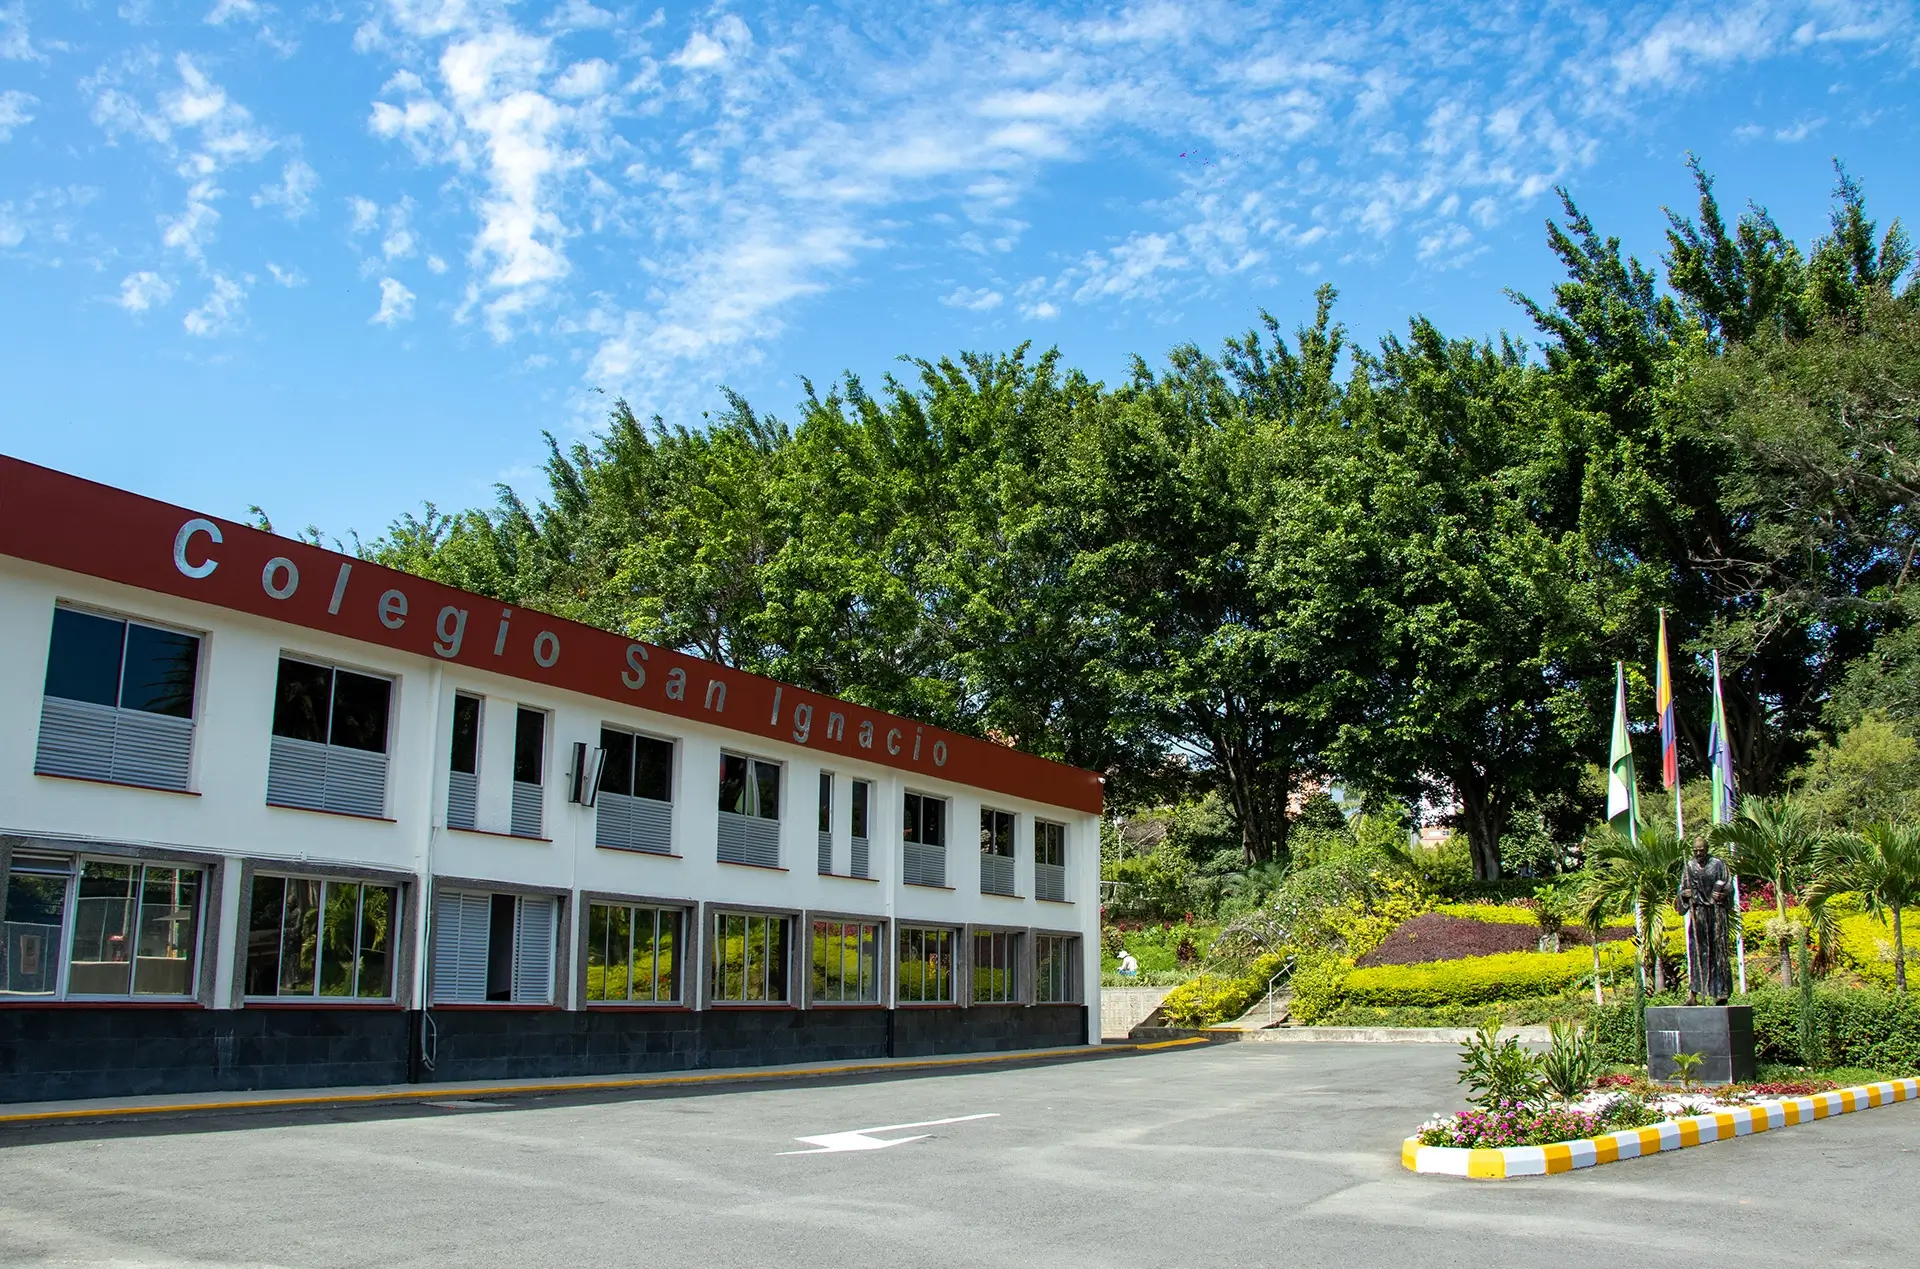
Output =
[
  {"x1": 1286, "y1": 952, "x2": 1354, "y2": 1026},
  {"x1": 1669, "y1": 1051, "x2": 1706, "y2": 1088},
  {"x1": 1541, "y1": 1020, "x2": 1600, "y2": 1100},
  {"x1": 1794, "y1": 716, "x2": 1920, "y2": 830},
  {"x1": 1342, "y1": 943, "x2": 1636, "y2": 1010},
  {"x1": 1157, "y1": 951, "x2": 1290, "y2": 1028},
  {"x1": 1810, "y1": 823, "x2": 1920, "y2": 990},
  {"x1": 1100, "y1": 922, "x2": 1219, "y2": 978},
  {"x1": 1457, "y1": 1020, "x2": 1548, "y2": 1110},
  {"x1": 1797, "y1": 926, "x2": 1822, "y2": 1066}
]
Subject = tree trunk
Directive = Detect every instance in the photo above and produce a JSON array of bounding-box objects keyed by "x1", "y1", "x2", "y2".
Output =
[
  {"x1": 1777, "y1": 884, "x2": 1792, "y2": 988},
  {"x1": 1454, "y1": 772, "x2": 1504, "y2": 882}
]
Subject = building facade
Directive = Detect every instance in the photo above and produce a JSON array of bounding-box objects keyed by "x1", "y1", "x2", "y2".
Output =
[{"x1": 0, "y1": 458, "x2": 1102, "y2": 1102}]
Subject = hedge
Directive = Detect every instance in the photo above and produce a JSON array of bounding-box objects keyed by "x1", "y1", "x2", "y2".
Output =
[
  {"x1": 1339, "y1": 942, "x2": 1637, "y2": 1009},
  {"x1": 1158, "y1": 951, "x2": 1290, "y2": 1028},
  {"x1": 1586, "y1": 985, "x2": 1920, "y2": 1074}
]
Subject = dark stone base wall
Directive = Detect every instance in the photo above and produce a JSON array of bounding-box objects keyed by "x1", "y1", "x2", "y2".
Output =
[
  {"x1": 0, "y1": 1006, "x2": 412, "y2": 1103},
  {"x1": 1, "y1": 1003, "x2": 1092, "y2": 1102}
]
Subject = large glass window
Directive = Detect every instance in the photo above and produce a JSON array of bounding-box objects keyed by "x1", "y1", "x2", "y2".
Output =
[
  {"x1": 896, "y1": 926, "x2": 954, "y2": 1004},
  {"x1": 4, "y1": 857, "x2": 203, "y2": 998},
  {"x1": 271, "y1": 658, "x2": 391, "y2": 752},
  {"x1": 709, "y1": 911, "x2": 791, "y2": 1004},
  {"x1": 1035, "y1": 935, "x2": 1078, "y2": 1003},
  {"x1": 811, "y1": 920, "x2": 880, "y2": 1004},
  {"x1": 37, "y1": 607, "x2": 202, "y2": 791},
  {"x1": 245, "y1": 875, "x2": 397, "y2": 999},
  {"x1": 599, "y1": 728, "x2": 674, "y2": 802},
  {"x1": 973, "y1": 930, "x2": 1017, "y2": 1003},
  {"x1": 65, "y1": 861, "x2": 202, "y2": 997},
  {"x1": 44, "y1": 607, "x2": 200, "y2": 718},
  {"x1": 3, "y1": 855, "x2": 71, "y2": 995},
  {"x1": 585, "y1": 902, "x2": 682, "y2": 1003}
]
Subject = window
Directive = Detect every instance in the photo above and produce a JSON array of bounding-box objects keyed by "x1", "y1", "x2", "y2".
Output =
[
  {"x1": 717, "y1": 753, "x2": 781, "y2": 867},
  {"x1": 902, "y1": 792, "x2": 947, "y2": 888},
  {"x1": 1035, "y1": 935, "x2": 1079, "y2": 1003},
  {"x1": 37, "y1": 606, "x2": 200, "y2": 791},
  {"x1": 850, "y1": 779, "x2": 872, "y2": 879},
  {"x1": 810, "y1": 920, "x2": 881, "y2": 1003},
  {"x1": 980, "y1": 808, "x2": 1017, "y2": 896},
  {"x1": 510, "y1": 707, "x2": 546, "y2": 838},
  {"x1": 709, "y1": 911, "x2": 791, "y2": 1004},
  {"x1": 430, "y1": 890, "x2": 556, "y2": 1004},
  {"x1": 3, "y1": 855, "x2": 72, "y2": 994},
  {"x1": 817, "y1": 772, "x2": 834, "y2": 875},
  {"x1": 245, "y1": 876, "x2": 397, "y2": 999},
  {"x1": 1035, "y1": 820, "x2": 1068, "y2": 903},
  {"x1": 3, "y1": 858, "x2": 205, "y2": 999},
  {"x1": 595, "y1": 728, "x2": 675, "y2": 854},
  {"x1": 447, "y1": 694, "x2": 482, "y2": 831},
  {"x1": 268, "y1": 657, "x2": 392, "y2": 818},
  {"x1": 896, "y1": 926, "x2": 954, "y2": 1003},
  {"x1": 973, "y1": 930, "x2": 1018, "y2": 1003},
  {"x1": 585, "y1": 902, "x2": 682, "y2": 1002}
]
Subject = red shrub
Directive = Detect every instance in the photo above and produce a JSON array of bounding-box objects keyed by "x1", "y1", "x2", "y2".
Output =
[{"x1": 1355, "y1": 913, "x2": 1631, "y2": 968}]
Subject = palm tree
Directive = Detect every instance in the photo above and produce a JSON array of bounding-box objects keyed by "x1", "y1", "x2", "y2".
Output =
[
  {"x1": 1581, "y1": 818, "x2": 1687, "y2": 993},
  {"x1": 1714, "y1": 796, "x2": 1816, "y2": 985},
  {"x1": 1807, "y1": 823, "x2": 1920, "y2": 991}
]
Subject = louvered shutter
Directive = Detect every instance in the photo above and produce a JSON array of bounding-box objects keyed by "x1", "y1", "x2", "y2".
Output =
[
  {"x1": 430, "y1": 891, "x2": 490, "y2": 1004},
  {"x1": 510, "y1": 781, "x2": 544, "y2": 838},
  {"x1": 512, "y1": 896, "x2": 556, "y2": 1004},
  {"x1": 447, "y1": 770, "x2": 478, "y2": 830},
  {"x1": 35, "y1": 698, "x2": 118, "y2": 782}
]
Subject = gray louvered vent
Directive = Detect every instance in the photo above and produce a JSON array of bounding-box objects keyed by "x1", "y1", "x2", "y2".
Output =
[
  {"x1": 903, "y1": 841, "x2": 946, "y2": 888},
  {"x1": 510, "y1": 780, "x2": 544, "y2": 838},
  {"x1": 36, "y1": 698, "x2": 194, "y2": 792},
  {"x1": 851, "y1": 836, "x2": 870, "y2": 879},
  {"x1": 717, "y1": 811, "x2": 781, "y2": 868},
  {"x1": 981, "y1": 853, "x2": 1016, "y2": 896},
  {"x1": 513, "y1": 895, "x2": 556, "y2": 1004},
  {"x1": 268, "y1": 736, "x2": 388, "y2": 818},
  {"x1": 447, "y1": 770, "x2": 478, "y2": 831},
  {"x1": 594, "y1": 792, "x2": 672, "y2": 854},
  {"x1": 430, "y1": 891, "x2": 491, "y2": 1004},
  {"x1": 818, "y1": 830, "x2": 833, "y2": 875},
  {"x1": 1035, "y1": 862, "x2": 1067, "y2": 903}
]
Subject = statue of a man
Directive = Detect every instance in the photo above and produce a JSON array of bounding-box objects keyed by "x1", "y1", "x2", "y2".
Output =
[{"x1": 1678, "y1": 835, "x2": 1734, "y2": 1005}]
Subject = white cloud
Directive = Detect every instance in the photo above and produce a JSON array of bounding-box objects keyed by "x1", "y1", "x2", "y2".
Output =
[
  {"x1": 161, "y1": 180, "x2": 222, "y2": 260},
  {"x1": 267, "y1": 261, "x2": 306, "y2": 286},
  {"x1": 941, "y1": 286, "x2": 1004, "y2": 312},
  {"x1": 1023, "y1": 300, "x2": 1059, "y2": 320},
  {"x1": 427, "y1": 253, "x2": 448, "y2": 274},
  {"x1": 670, "y1": 16, "x2": 751, "y2": 73},
  {"x1": 372, "y1": 275, "x2": 416, "y2": 325},
  {"x1": 118, "y1": 270, "x2": 175, "y2": 312},
  {"x1": 253, "y1": 158, "x2": 318, "y2": 218},
  {"x1": 2, "y1": 2, "x2": 44, "y2": 62},
  {"x1": 183, "y1": 273, "x2": 245, "y2": 336},
  {"x1": 348, "y1": 195, "x2": 380, "y2": 233},
  {"x1": 205, "y1": 0, "x2": 261, "y2": 23},
  {"x1": 0, "y1": 89, "x2": 34, "y2": 140}
]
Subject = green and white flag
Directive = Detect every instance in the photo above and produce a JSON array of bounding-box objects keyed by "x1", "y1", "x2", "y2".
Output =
[{"x1": 1607, "y1": 661, "x2": 1640, "y2": 842}]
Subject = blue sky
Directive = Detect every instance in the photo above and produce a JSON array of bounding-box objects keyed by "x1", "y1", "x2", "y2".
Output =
[{"x1": 2, "y1": 1, "x2": 1916, "y2": 541}]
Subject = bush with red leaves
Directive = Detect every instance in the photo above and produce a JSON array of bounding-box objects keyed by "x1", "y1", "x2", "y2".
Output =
[{"x1": 1355, "y1": 913, "x2": 1632, "y2": 968}]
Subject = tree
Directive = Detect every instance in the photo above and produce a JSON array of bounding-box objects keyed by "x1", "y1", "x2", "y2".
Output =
[
  {"x1": 1808, "y1": 823, "x2": 1920, "y2": 991},
  {"x1": 1581, "y1": 818, "x2": 1686, "y2": 992},
  {"x1": 1713, "y1": 795, "x2": 1815, "y2": 984},
  {"x1": 1793, "y1": 714, "x2": 1920, "y2": 830}
]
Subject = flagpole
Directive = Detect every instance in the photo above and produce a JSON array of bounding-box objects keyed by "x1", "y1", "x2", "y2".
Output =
[{"x1": 1712, "y1": 650, "x2": 1748, "y2": 994}]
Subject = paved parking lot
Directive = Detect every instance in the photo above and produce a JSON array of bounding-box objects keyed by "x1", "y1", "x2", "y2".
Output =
[{"x1": 1, "y1": 1042, "x2": 1915, "y2": 1268}]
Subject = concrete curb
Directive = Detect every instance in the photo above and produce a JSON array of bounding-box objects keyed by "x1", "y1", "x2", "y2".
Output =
[
  {"x1": 0, "y1": 1037, "x2": 1207, "y2": 1128},
  {"x1": 1402, "y1": 1077, "x2": 1920, "y2": 1179},
  {"x1": 1128, "y1": 1026, "x2": 1551, "y2": 1044}
]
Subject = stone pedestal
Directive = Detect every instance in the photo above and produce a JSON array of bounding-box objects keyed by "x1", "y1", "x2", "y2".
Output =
[{"x1": 1646, "y1": 1005, "x2": 1756, "y2": 1085}]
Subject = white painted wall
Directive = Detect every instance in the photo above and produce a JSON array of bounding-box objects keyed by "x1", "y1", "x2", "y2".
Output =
[{"x1": 0, "y1": 557, "x2": 1102, "y2": 1034}]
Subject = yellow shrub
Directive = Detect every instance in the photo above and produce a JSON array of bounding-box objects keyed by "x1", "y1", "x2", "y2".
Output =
[
  {"x1": 1342, "y1": 943, "x2": 1637, "y2": 1008},
  {"x1": 1320, "y1": 871, "x2": 1431, "y2": 960},
  {"x1": 1158, "y1": 951, "x2": 1291, "y2": 1028}
]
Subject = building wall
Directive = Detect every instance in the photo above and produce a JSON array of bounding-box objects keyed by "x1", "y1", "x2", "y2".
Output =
[{"x1": 0, "y1": 557, "x2": 1102, "y2": 1101}]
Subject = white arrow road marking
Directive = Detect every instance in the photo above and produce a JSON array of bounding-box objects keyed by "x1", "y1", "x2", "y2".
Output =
[{"x1": 778, "y1": 1113, "x2": 1000, "y2": 1155}]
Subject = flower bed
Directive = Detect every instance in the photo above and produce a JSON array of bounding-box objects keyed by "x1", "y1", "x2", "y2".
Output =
[{"x1": 1358, "y1": 913, "x2": 1631, "y2": 968}]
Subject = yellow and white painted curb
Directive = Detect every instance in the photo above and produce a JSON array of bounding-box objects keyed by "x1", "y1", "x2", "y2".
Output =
[{"x1": 1402, "y1": 1078, "x2": 1920, "y2": 1179}]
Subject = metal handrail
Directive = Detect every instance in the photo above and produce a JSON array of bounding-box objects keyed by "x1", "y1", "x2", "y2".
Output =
[{"x1": 1263, "y1": 954, "x2": 1299, "y2": 1020}]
